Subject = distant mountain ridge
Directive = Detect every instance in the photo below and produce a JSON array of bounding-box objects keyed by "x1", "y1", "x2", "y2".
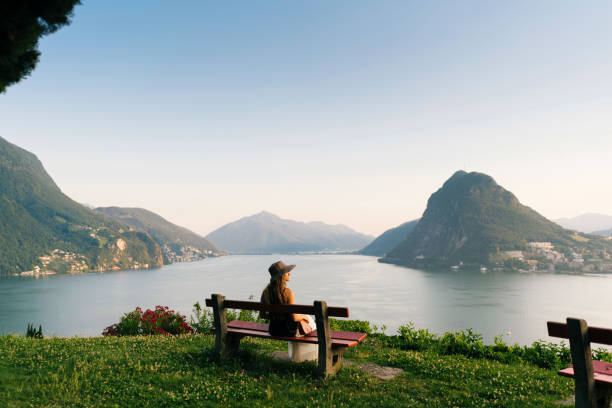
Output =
[
  {"x1": 96, "y1": 207, "x2": 224, "y2": 264},
  {"x1": 554, "y1": 213, "x2": 612, "y2": 233},
  {"x1": 205, "y1": 211, "x2": 374, "y2": 254},
  {"x1": 359, "y1": 219, "x2": 419, "y2": 256},
  {"x1": 0, "y1": 136, "x2": 163, "y2": 276},
  {"x1": 382, "y1": 171, "x2": 612, "y2": 272}
]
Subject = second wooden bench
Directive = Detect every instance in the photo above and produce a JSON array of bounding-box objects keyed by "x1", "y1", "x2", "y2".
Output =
[{"x1": 547, "y1": 318, "x2": 612, "y2": 408}]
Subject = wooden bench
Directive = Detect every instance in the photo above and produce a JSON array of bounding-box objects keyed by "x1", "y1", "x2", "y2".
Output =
[
  {"x1": 547, "y1": 318, "x2": 612, "y2": 408},
  {"x1": 205, "y1": 294, "x2": 367, "y2": 377}
]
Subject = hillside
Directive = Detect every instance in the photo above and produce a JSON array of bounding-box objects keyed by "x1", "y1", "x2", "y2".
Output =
[
  {"x1": 382, "y1": 171, "x2": 612, "y2": 272},
  {"x1": 359, "y1": 219, "x2": 419, "y2": 256},
  {"x1": 553, "y1": 213, "x2": 612, "y2": 233},
  {"x1": 0, "y1": 136, "x2": 163, "y2": 276},
  {"x1": 96, "y1": 207, "x2": 224, "y2": 263},
  {"x1": 205, "y1": 211, "x2": 374, "y2": 254}
]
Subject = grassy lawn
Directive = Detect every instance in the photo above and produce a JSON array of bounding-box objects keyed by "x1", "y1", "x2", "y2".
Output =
[{"x1": 0, "y1": 333, "x2": 574, "y2": 407}]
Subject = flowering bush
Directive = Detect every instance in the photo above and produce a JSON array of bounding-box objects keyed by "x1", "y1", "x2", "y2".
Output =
[{"x1": 103, "y1": 306, "x2": 194, "y2": 336}]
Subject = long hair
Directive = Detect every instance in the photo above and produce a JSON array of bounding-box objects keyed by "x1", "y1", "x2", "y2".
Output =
[{"x1": 269, "y1": 278, "x2": 287, "y2": 305}]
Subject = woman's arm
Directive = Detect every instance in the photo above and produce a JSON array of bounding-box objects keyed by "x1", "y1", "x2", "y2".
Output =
[{"x1": 286, "y1": 289, "x2": 309, "y2": 322}]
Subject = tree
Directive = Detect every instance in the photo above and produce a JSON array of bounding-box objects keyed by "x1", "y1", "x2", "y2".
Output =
[{"x1": 0, "y1": 0, "x2": 81, "y2": 93}]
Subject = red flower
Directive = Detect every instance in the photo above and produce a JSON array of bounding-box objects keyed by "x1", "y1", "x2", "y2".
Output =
[{"x1": 102, "y1": 305, "x2": 194, "y2": 337}]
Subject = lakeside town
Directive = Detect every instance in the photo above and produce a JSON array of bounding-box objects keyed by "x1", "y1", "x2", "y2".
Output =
[
  {"x1": 17, "y1": 244, "x2": 224, "y2": 277},
  {"x1": 17, "y1": 248, "x2": 149, "y2": 277},
  {"x1": 162, "y1": 244, "x2": 223, "y2": 264},
  {"x1": 502, "y1": 240, "x2": 612, "y2": 273}
]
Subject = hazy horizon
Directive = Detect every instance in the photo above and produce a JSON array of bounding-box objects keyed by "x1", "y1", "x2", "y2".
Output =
[{"x1": 2, "y1": 1, "x2": 611, "y2": 236}]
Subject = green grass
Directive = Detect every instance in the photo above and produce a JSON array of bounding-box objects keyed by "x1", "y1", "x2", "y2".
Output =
[{"x1": 0, "y1": 333, "x2": 574, "y2": 407}]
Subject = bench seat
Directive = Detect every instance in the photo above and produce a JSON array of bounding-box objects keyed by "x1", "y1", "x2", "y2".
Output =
[
  {"x1": 547, "y1": 318, "x2": 612, "y2": 407},
  {"x1": 226, "y1": 320, "x2": 367, "y2": 348},
  {"x1": 558, "y1": 360, "x2": 612, "y2": 386}
]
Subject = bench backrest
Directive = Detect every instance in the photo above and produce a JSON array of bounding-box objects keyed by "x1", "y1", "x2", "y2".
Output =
[
  {"x1": 547, "y1": 321, "x2": 612, "y2": 346},
  {"x1": 204, "y1": 298, "x2": 350, "y2": 318},
  {"x1": 547, "y1": 318, "x2": 612, "y2": 408},
  {"x1": 207, "y1": 293, "x2": 358, "y2": 378}
]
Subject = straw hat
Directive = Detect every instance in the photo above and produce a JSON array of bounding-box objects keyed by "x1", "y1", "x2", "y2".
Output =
[{"x1": 268, "y1": 260, "x2": 296, "y2": 283}]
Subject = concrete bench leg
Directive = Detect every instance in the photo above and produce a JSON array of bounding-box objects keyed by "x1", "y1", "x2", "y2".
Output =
[
  {"x1": 223, "y1": 333, "x2": 243, "y2": 356},
  {"x1": 322, "y1": 346, "x2": 346, "y2": 377},
  {"x1": 314, "y1": 300, "x2": 348, "y2": 378},
  {"x1": 288, "y1": 342, "x2": 318, "y2": 362}
]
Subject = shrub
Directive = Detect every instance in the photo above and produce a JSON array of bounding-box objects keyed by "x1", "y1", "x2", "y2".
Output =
[
  {"x1": 190, "y1": 302, "x2": 215, "y2": 334},
  {"x1": 102, "y1": 306, "x2": 194, "y2": 336},
  {"x1": 329, "y1": 318, "x2": 387, "y2": 335},
  {"x1": 397, "y1": 322, "x2": 436, "y2": 349},
  {"x1": 227, "y1": 306, "x2": 262, "y2": 324},
  {"x1": 390, "y1": 321, "x2": 612, "y2": 370},
  {"x1": 190, "y1": 297, "x2": 265, "y2": 334},
  {"x1": 439, "y1": 328, "x2": 485, "y2": 358},
  {"x1": 25, "y1": 323, "x2": 43, "y2": 339}
]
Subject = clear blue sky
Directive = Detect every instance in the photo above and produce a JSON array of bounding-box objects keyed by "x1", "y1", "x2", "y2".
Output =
[{"x1": 1, "y1": 1, "x2": 611, "y2": 236}]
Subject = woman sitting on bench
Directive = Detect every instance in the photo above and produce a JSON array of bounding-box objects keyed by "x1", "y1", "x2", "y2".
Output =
[{"x1": 260, "y1": 261, "x2": 315, "y2": 337}]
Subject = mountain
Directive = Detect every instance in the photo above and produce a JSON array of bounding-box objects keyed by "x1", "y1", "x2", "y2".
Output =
[
  {"x1": 0, "y1": 136, "x2": 163, "y2": 276},
  {"x1": 382, "y1": 171, "x2": 612, "y2": 271},
  {"x1": 553, "y1": 213, "x2": 612, "y2": 233},
  {"x1": 205, "y1": 211, "x2": 374, "y2": 254},
  {"x1": 358, "y1": 219, "x2": 419, "y2": 256},
  {"x1": 96, "y1": 207, "x2": 224, "y2": 263}
]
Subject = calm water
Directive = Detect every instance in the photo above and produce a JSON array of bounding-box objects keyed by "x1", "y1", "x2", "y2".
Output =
[{"x1": 1, "y1": 254, "x2": 611, "y2": 345}]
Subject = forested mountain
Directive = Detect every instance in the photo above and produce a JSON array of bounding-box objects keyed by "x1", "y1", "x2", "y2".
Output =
[
  {"x1": 96, "y1": 207, "x2": 224, "y2": 263},
  {"x1": 382, "y1": 171, "x2": 612, "y2": 271},
  {"x1": 553, "y1": 213, "x2": 612, "y2": 233},
  {"x1": 0, "y1": 136, "x2": 163, "y2": 276},
  {"x1": 205, "y1": 211, "x2": 373, "y2": 254},
  {"x1": 358, "y1": 219, "x2": 419, "y2": 256}
]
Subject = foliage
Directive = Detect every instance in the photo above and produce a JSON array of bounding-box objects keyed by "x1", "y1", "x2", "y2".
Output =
[
  {"x1": 102, "y1": 306, "x2": 194, "y2": 337},
  {"x1": 0, "y1": 1, "x2": 81, "y2": 93},
  {"x1": 389, "y1": 321, "x2": 611, "y2": 370},
  {"x1": 329, "y1": 318, "x2": 386, "y2": 335},
  {"x1": 25, "y1": 323, "x2": 43, "y2": 339},
  {"x1": 0, "y1": 333, "x2": 574, "y2": 407},
  {"x1": 190, "y1": 300, "x2": 265, "y2": 334},
  {"x1": 190, "y1": 302, "x2": 215, "y2": 334}
]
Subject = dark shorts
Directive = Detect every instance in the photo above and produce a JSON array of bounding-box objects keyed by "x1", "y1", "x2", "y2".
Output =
[{"x1": 269, "y1": 318, "x2": 299, "y2": 337}]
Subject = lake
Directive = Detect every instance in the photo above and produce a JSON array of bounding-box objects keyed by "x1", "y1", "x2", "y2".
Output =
[{"x1": 1, "y1": 254, "x2": 611, "y2": 345}]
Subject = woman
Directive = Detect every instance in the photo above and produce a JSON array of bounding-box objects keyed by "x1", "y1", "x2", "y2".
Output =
[{"x1": 260, "y1": 261, "x2": 315, "y2": 337}]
